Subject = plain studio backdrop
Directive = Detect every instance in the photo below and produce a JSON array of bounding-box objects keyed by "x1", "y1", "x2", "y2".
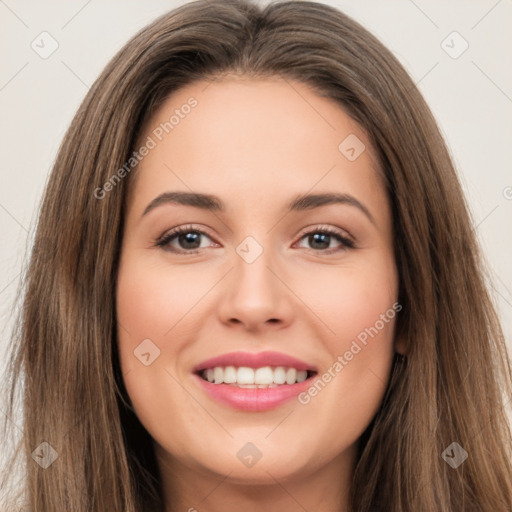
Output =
[{"x1": 0, "y1": 0, "x2": 511, "y2": 476}]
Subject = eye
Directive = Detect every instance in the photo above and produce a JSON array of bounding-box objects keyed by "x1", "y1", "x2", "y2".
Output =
[
  {"x1": 294, "y1": 225, "x2": 355, "y2": 254},
  {"x1": 155, "y1": 224, "x2": 216, "y2": 253},
  {"x1": 155, "y1": 224, "x2": 355, "y2": 254}
]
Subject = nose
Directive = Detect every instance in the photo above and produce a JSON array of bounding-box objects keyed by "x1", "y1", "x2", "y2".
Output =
[{"x1": 217, "y1": 244, "x2": 294, "y2": 333}]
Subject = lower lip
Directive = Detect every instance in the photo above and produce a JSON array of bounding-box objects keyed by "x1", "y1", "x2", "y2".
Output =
[{"x1": 193, "y1": 373, "x2": 314, "y2": 411}]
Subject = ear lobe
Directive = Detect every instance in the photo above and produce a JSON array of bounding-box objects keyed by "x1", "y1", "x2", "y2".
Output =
[{"x1": 394, "y1": 335, "x2": 407, "y2": 356}]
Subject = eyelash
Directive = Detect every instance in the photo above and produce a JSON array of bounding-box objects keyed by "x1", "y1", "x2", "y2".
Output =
[{"x1": 155, "y1": 224, "x2": 355, "y2": 255}]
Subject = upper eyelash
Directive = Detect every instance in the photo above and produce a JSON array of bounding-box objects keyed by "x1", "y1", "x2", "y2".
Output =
[
  {"x1": 155, "y1": 224, "x2": 355, "y2": 253},
  {"x1": 156, "y1": 225, "x2": 211, "y2": 250}
]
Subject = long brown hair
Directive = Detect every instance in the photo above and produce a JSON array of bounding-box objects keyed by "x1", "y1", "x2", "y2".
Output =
[{"x1": 2, "y1": 0, "x2": 512, "y2": 510}]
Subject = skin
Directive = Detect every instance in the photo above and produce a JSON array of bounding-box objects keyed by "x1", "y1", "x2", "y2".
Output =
[{"x1": 116, "y1": 75, "x2": 406, "y2": 512}]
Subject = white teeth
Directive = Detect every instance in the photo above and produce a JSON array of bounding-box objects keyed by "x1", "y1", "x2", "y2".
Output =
[
  {"x1": 254, "y1": 366, "x2": 274, "y2": 385},
  {"x1": 296, "y1": 370, "x2": 308, "y2": 383},
  {"x1": 285, "y1": 368, "x2": 297, "y2": 385},
  {"x1": 200, "y1": 365, "x2": 312, "y2": 386},
  {"x1": 237, "y1": 367, "x2": 255, "y2": 384},
  {"x1": 223, "y1": 365, "x2": 237, "y2": 384},
  {"x1": 273, "y1": 366, "x2": 286, "y2": 384},
  {"x1": 214, "y1": 367, "x2": 223, "y2": 384}
]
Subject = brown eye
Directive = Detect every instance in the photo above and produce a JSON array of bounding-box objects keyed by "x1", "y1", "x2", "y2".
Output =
[
  {"x1": 156, "y1": 224, "x2": 355, "y2": 255},
  {"x1": 295, "y1": 226, "x2": 355, "y2": 254},
  {"x1": 156, "y1": 225, "x2": 215, "y2": 253}
]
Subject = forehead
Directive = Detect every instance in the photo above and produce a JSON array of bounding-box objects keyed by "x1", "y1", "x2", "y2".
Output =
[{"x1": 128, "y1": 76, "x2": 388, "y2": 224}]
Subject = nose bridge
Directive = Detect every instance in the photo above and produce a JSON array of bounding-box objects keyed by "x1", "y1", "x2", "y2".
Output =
[
  {"x1": 218, "y1": 231, "x2": 291, "y2": 329},
  {"x1": 233, "y1": 233, "x2": 277, "y2": 298}
]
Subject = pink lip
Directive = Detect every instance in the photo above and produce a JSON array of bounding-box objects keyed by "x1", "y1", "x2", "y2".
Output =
[
  {"x1": 192, "y1": 351, "x2": 317, "y2": 412},
  {"x1": 193, "y1": 350, "x2": 317, "y2": 373},
  {"x1": 193, "y1": 373, "x2": 315, "y2": 412}
]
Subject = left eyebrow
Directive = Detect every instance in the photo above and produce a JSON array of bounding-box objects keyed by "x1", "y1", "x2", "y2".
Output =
[
  {"x1": 287, "y1": 192, "x2": 376, "y2": 226},
  {"x1": 142, "y1": 191, "x2": 376, "y2": 226}
]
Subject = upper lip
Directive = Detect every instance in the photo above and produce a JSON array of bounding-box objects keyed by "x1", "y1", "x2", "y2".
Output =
[{"x1": 193, "y1": 351, "x2": 317, "y2": 373}]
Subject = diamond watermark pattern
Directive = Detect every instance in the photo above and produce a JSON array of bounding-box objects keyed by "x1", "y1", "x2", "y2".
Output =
[
  {"x1": 31, "y1": 31, "x2": 59, "y2": 59},
  {"x1": 134, "y1": 338, "x2": 161, "y2": 366},
  {"x1": 441, "y1": 31, "x2": 469, "y2": 59},
  {"x1": 441, "y1": 442, "x2": 468, "y2": 468},
  {"x1": 236, "y1": 236, "x2": 263, "y2": 264},
  {"x1": 338, "y1": 134, "x2": 366, "y2": 162},
  {"x1": 236, "y1": 442, "x2": 263, "y2": 468},
  {"x1": 31, "y1": 442, "x2": 58, "y2": 469}
]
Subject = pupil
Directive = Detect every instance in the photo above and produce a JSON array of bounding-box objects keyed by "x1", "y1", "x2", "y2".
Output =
[
  {"x1": 180, "y1": 232, "x2": 200, "y2": 249},
  {"x1": 310, "y1": 233, "x2": 329, "y2": 249}
]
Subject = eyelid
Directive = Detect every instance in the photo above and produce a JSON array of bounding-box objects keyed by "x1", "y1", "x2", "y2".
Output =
[
  {"x1": 293, "y1": 224, "x2": 355, "y2": 253},
  {"x1": 155, "y1": 224, "x2": 217, "y2": 250},
  {"x1": 295, "y1": 224, "x2": 354, "y2": 243}
]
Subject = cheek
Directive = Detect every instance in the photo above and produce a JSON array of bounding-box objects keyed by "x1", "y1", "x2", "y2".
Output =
[
  {"x1": 115, "y1": 255, "x2": 215, "y2": 360},
  {"x1": 294, "y1": 253, "x2": 399, "y2": 438},
  {"x1": 296, "y1": 317, "x2": 397, "y2": 459},
  {"x1": 115, "y1": 257, "x2": 204, "y2": 447},
  {"x1": 298, "y1": 250, "x2": 398, "y2": 347},
  {"x1": 114, "y1": 257, "x2": 191, "y2": 402}
]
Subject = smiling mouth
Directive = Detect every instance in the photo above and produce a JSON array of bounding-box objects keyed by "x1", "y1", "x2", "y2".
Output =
[{"x1": 196, "y1": 366, "x2": 318, "y2": 388}]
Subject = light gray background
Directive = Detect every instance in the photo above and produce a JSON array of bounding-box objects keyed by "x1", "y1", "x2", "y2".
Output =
[{"x1": 1, "y1": 0, "x2": 511, "y2": 441}]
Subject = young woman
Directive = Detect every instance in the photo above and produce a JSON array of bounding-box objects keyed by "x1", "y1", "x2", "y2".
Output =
[{"x1": 2, "y1": 0, "x2": 512, "y2": 510}]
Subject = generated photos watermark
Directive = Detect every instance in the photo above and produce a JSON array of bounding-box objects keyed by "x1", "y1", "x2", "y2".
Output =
[
  {"x1": 93, "y1": 96, "x2": 198, "y2": 200},
  {"x1": 298, "y1": 301, "x2": 402, "y2": 405}
]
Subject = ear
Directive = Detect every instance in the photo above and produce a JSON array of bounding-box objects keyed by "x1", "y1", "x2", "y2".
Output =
[{"x1": 394, "y1": 334, "x2": 407, "y2": 356}]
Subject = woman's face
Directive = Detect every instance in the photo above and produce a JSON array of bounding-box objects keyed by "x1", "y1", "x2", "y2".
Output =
[{"x1": 116, "y1": 76, "x2": 402, "y2": 487}]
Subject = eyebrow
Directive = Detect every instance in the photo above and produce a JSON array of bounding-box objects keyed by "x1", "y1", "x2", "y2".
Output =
[{"x1": 142, "y1": 191, "x2": 376, "y2": 225}]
